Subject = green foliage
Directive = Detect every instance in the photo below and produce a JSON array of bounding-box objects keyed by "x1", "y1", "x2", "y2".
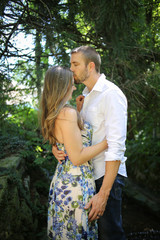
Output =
[
  {"x1": 0, "y1": 73, "x2": 13, "y2": 121},
  {"x1": 126, "y1": 104, "x2": 160, "y2": 194},
  {"x1": 0, "y1": 134, "x2": 26, "y2": 159},
  {"x1": 126, "y1": 137, "x2": 160, "y2": 194},
  {"x1": 0, "y1": 104, "x2": 57, "y2": 179},
  {"x1": 0, "y1": 0, "x2": 160, "y2": 196}
]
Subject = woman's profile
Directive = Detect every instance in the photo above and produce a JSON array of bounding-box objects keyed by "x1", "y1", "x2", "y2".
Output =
[{"x1": 40, "y1": 66, "x2": 107, "y2": 239}]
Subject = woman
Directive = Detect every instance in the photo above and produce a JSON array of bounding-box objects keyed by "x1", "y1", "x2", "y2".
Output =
[{"x1": 40, "y1": 66, "x2": 108, "y2": 240}]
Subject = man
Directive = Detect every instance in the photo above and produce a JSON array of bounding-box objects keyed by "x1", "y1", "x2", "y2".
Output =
[{"x1": 53, "y1": 46, "x2": 127, "y2": 240}]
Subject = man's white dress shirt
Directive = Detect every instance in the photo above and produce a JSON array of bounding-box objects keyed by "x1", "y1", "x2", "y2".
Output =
[{"x1": 81, "y1": 74, "x2": 127, "y2": 180}]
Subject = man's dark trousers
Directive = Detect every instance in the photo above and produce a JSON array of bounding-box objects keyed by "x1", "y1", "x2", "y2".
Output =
[{"x1": 95, "y1": 174, "x2": 126, "y2": 240}]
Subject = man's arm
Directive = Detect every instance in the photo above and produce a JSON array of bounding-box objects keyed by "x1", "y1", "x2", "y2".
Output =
[
  {"x1": 84, "y1": 160, "x2": 120, "y2": 221},
  {"x1": 85, "y1": 89, "x2": 127, "y2": 221}
]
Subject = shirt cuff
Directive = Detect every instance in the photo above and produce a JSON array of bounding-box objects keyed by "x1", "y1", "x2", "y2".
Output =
[{"x1": 104, "y1": 152, "x2": 127, "y2": 163}]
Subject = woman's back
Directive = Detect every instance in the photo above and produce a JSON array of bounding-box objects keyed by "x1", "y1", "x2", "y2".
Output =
[{"x1": 48, "y1": 121, "x2": 98, "y2": 240}]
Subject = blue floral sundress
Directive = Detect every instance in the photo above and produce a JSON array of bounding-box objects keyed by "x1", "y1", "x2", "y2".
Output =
[{"x1": 48, "y1": 121, "x2": 98, "y2": 240}]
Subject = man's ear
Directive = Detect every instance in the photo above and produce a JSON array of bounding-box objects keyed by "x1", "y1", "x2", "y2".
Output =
[{"x1": 88, "y1": 61, "x2": 95, "y2": 72}]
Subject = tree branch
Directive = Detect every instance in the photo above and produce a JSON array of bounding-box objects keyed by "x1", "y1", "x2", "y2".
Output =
[{"x1": 0, "y1": 9, "x2": 26, "y2": 59}]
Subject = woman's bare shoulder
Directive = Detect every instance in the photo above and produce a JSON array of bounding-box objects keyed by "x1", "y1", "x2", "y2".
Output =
[{"x1": 57, "y1": 107, "x2": 77, "y2": 121}]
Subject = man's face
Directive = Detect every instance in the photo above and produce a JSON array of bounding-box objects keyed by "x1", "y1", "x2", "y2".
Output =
[{"x1": 70, "y1": 52, "x2": 90, "y2": 84}]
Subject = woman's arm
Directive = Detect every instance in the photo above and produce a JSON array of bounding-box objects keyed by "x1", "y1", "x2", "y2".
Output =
[{"x1": 57, "y1": 108, "x2": 107, "y2": 166}]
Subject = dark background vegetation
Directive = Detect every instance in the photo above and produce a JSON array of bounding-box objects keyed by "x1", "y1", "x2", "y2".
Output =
[{"x1": 0, "y1": 0, "x2": 160, "y2": 239}]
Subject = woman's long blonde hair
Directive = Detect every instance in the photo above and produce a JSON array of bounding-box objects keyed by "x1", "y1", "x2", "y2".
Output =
[{"x1": 40, "y1": 66, "x2": 83, "y2": 145}]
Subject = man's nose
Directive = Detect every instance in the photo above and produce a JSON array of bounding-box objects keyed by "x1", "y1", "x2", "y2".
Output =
[{"x1": 70, "y1": 65, "x2": 74, "y2": 72}]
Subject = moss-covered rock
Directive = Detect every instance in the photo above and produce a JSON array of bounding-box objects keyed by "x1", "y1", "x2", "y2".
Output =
[
  {"x1": 0, "y1": 154, "x2": 49, "y2": 240},
  {"x1": 124, "y1": 178, "x2": 160, "y2": 218}
]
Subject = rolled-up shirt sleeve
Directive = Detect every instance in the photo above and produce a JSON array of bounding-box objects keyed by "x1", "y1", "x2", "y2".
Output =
[{"x1": 104, "y1": 89, "x2": 127, "y2": 163}]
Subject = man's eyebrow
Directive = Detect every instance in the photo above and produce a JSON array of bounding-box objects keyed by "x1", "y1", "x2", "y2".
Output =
[{"x1": 71, "y1": 61, "x2": 79, "y2": 64}]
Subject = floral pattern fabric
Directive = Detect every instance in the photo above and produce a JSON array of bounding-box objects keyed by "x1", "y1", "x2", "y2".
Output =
[{"x1": 48, "y1": 121, "x2": 98, "y2": 240}]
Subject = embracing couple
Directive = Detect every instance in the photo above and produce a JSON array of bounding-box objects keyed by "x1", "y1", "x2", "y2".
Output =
[{"x1": 40, "y1": 46, "x2": 127, "y2": 240}]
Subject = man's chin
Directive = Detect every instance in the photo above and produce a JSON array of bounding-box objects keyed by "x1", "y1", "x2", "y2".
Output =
[
  {"x1": 74, "y1": 81, "x2": 81, "y2": 85},
  {"x1": 74, "y1": 78, "x2": 81, "y2": 84}
]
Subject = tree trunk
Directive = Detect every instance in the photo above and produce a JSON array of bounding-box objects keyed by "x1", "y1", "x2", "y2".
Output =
[{"x1": 35, "y1": 29, "x2": 42, "y2": 100}]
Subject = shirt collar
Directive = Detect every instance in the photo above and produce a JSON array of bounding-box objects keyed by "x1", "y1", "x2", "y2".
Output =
[{"x1": 82, "y1": 73, "x2": 106, "y2": 96}]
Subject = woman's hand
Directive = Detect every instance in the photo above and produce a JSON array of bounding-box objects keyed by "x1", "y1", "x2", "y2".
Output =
[
  {"x1": 52, "y1": 145, "x2": 67, "y2": 164},
  {"x1": 76, "y1": 95, "x2": 85, "y2": 112}
]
